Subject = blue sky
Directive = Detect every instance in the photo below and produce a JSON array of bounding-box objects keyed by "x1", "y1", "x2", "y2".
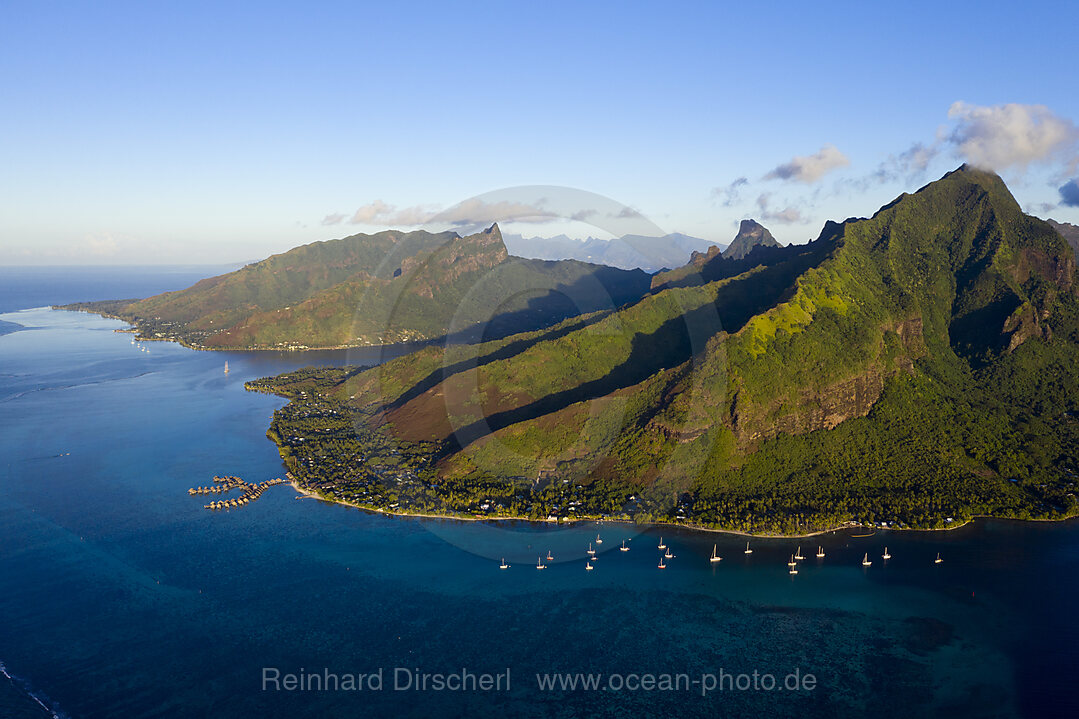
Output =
[{"x1": 2, "y1": 0, "x2": 1078, "y2": 264}]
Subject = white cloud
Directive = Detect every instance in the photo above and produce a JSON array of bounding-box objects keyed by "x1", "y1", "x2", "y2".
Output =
[
  {"x1": 858, "y1": 141, "x2": 942, "y2": 188},
  {"x1": 387, "y1": 204, "x2": 441, "y2": 226},
  {"x1": 886, "y1": 141, "x2": 938, "y2": 177},
  {"x1": 712, "y1": 176, "x2": 749, "y2": 206},
  {"x1": 947, "y1": 102, "x2": 1079, "y2": 171},
  {"x1": 764, "y1": 207, "x2": 804, "y2": 224},
  {"x1": 321, "y1": 213, "x2": 347, "y2": 226},
  {"x1": 900, "y1": 142, "x2": 937, "y2": 173},
  {"x1": 765, "y1": 144, "x2": 850, "y2": 183},
  {"x1": 350, "y1": 200, "x2": 397, "y2": 224},
  {"x1": 755, "y1": 193, "x2": 804, "y2": 224},
  {"x1": 339, "y1": 198, "x2": 558, "y2": 228},
  {"x1": 434, "y1": 198, "x2": 557, "y2": 226},
  {"x1": 341, "y1": 200, "x2": 441, "y2": 226}
]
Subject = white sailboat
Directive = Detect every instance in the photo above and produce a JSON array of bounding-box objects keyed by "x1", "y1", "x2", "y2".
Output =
[
  {"x1": 789, "y1": 564, "x2": 798, "y2": 575},
  {"x1": 816, "y1": 546, "x2": 825, "y2": 558},
  {"x1": 664, "y1": 548, "x2": 674, "y2": 559},
  {"x1": 882, "y1": 547, "x2": 891, "y2": 560},
  {"x1": 595, "y1": 533, "x2": 603, "y2": 544},
  {"x1": 794, "y1": 546, "x2": 805, "y2": 560},
  {"x1": 619, "y1": 540, "x2": 629, "y2": 552},
  {"x1": 536, "y1": 556, "x2": 546, "y2": 570},
  {"x1": 710, "y1": 544, "x2": 722, "y2": 563},
  {"x1": 744, "y1": 541, "x2": 753, "y2": 555},
  {"x1": 586, "y1": 543, "x2": 596, "y2": 556},
  {"x1": 657, "y1": 537, "x2": 666, "y2": 550},
  {"x1": 499, "y1": 558, "x2": 509, "y2": 570},
  {"x1": 861, "y1": 553, "x2": 872, "y2": 567},
  {"x1": 585, "y1": 561, "x2": 594, "y2": 571},
  {"x1": 224, "y1": 361, "x2": 230, "y2": 374},
  {"x1": 934, "y1": 552, "x2": 943, "y2": 564},
  {"x1": 787, "y1": 554, "x2": 797, "y2": 568}
]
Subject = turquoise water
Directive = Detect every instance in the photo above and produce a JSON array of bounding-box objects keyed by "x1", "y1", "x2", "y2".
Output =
[{"x1": 1, "y1": 285, "x2": 1077, "y2": 716}]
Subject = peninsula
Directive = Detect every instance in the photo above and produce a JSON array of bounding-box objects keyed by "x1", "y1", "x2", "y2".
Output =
[
  {"x1": 60, "y1": 225, "x2": 652, "y2": 350},
  {"x1": 245, "y1": 167, "x2": 1079, "y2": 535}
]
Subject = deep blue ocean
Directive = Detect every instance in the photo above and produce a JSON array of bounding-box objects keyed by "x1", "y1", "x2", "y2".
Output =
[{"x1": 1, "y1": 267, "x2": 1077, "y2": 718}]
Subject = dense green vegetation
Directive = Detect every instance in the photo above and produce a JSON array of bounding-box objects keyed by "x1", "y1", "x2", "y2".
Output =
[
  {"x1": 65, "y1": 225, "x2": 651, "y2": 350},
  {"x1": 246, "y1": 167, "x2": 1079, "y2": 534},
  {"x1": 691, "y1": 338, "x2": 1079, "y2": 534},
  {"x1": 246, "y1": 367, "x2": 646, "y2": 520},
  {"x1": 253, "y1": 348, "x2": 1079, "y2": 533}
]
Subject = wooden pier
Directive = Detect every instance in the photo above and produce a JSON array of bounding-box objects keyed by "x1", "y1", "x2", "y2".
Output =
[{"x1": 188, "y1": 476, "x2": 288, "y2": 510}]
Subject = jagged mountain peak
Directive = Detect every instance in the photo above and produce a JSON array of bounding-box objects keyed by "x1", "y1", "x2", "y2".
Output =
[
  {"x1": 723, "y1": 219, "x2": 782, "y2": 260},
  {"x1": 252, "y1": 165, "x2": 1079, "y2": 536}
]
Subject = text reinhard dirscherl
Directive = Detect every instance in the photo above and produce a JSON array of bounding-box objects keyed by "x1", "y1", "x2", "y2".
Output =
[{"x1": 261, "y1": 667, "x2": 817, "y2": 697}]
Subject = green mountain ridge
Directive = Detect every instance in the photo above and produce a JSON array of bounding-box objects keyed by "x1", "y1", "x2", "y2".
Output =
[
  {"x1": 64, "y1": 224, "x2": 653, "y2": 349},
  {"x1": 248, "y1": 166, "x2": 1079, "y2": 533}
]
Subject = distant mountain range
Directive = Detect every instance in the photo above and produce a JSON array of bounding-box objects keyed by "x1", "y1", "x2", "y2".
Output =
[
  {"x1": 63, "y1": 225, "x2": 652, "y2": 349},
  {"x1": 503, "y1": 232, "x2": 722, "y2": 272},
  {"x1": 249, "y1": 166, "x2": 1079, "y2": 534},
  {"x1": 1049, "y1": 219, "x2": 1079, "y2": 257},
  {"x1": 63, "y1": 223, "x2": 785, "y2": 350}
]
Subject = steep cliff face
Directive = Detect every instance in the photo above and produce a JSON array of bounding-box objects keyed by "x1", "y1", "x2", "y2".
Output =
[
  {"x1": 723, "y1": 219, "x2": 782, "y2": 260},
  {"x1": 716, "y1": 167, "x2": 1074, "y2": 448},
  {"x1": 732, "y1": 371, "x2": 885, "y2": 442},
  {"x1": 335, "y1": 166, "x2": 1078, "y2": 493},
  {"x1": 728, "y1": 316, "x2": 924, "y2": 447},
  {"x1": 401, "y1": 224, "x2": 509, "y2": 298},
  {"x1": 1002, "y1": 302, "x2": 1053, "y2": 353},
  {"x1": 650, "y1": 220, "x2": 794, "y2": 291},
  {"x1": 687, "y1": 245, "x2": 723, "y2": 266},
  {"x1": 257, "y1": 168, "x2": 1079, "y2": 534}
]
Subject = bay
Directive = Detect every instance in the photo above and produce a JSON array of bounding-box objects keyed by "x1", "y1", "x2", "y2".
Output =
[{"x1": 0, "y1": 271, "x2": 1076, "y2": 718}]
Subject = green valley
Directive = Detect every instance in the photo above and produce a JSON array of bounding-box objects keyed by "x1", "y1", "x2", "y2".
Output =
[{"x1": 247, "y1": 167, "x2": 1079, "y2": 534}]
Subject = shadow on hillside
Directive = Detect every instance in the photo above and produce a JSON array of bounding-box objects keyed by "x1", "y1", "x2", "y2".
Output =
[
  {"x1": 706, "y1": 245, "x2": 836, "y2": 333},
  {"x1": 386, "y1": 309, "x2": 616, "y2": 412},
  {"x1": 387, "y1": 238, "x2": 840, "y2": 450},
  {"x1": 441, "y1": 260, "x2": 652, "y2": 346},
  {"x1": 652, "y1": 234, "x2": 836, "y2": 293},
  {"x1": 445, "y1": 299, "x2": 725, "y2": 450},
  {"x1": 383, "y1": 262, "x2": 651, "y2": 410},
  {"x1": 442, "y1": 247, "x2": 837, "y2": 448}
]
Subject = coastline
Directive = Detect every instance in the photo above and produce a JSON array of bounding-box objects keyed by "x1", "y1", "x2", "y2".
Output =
[
  {"x1": 54, "y1": 305, "x2": 429, "y2": 353},
  {"x1": 52, "y1": 307, "x2": 1078, "y2": 539},
  {"x1": 290, "y1": 481, "x2": 488, "y2": 523},
  {"x1": 287, "y1": 479, "x2": 1072, "y2": 539}
]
